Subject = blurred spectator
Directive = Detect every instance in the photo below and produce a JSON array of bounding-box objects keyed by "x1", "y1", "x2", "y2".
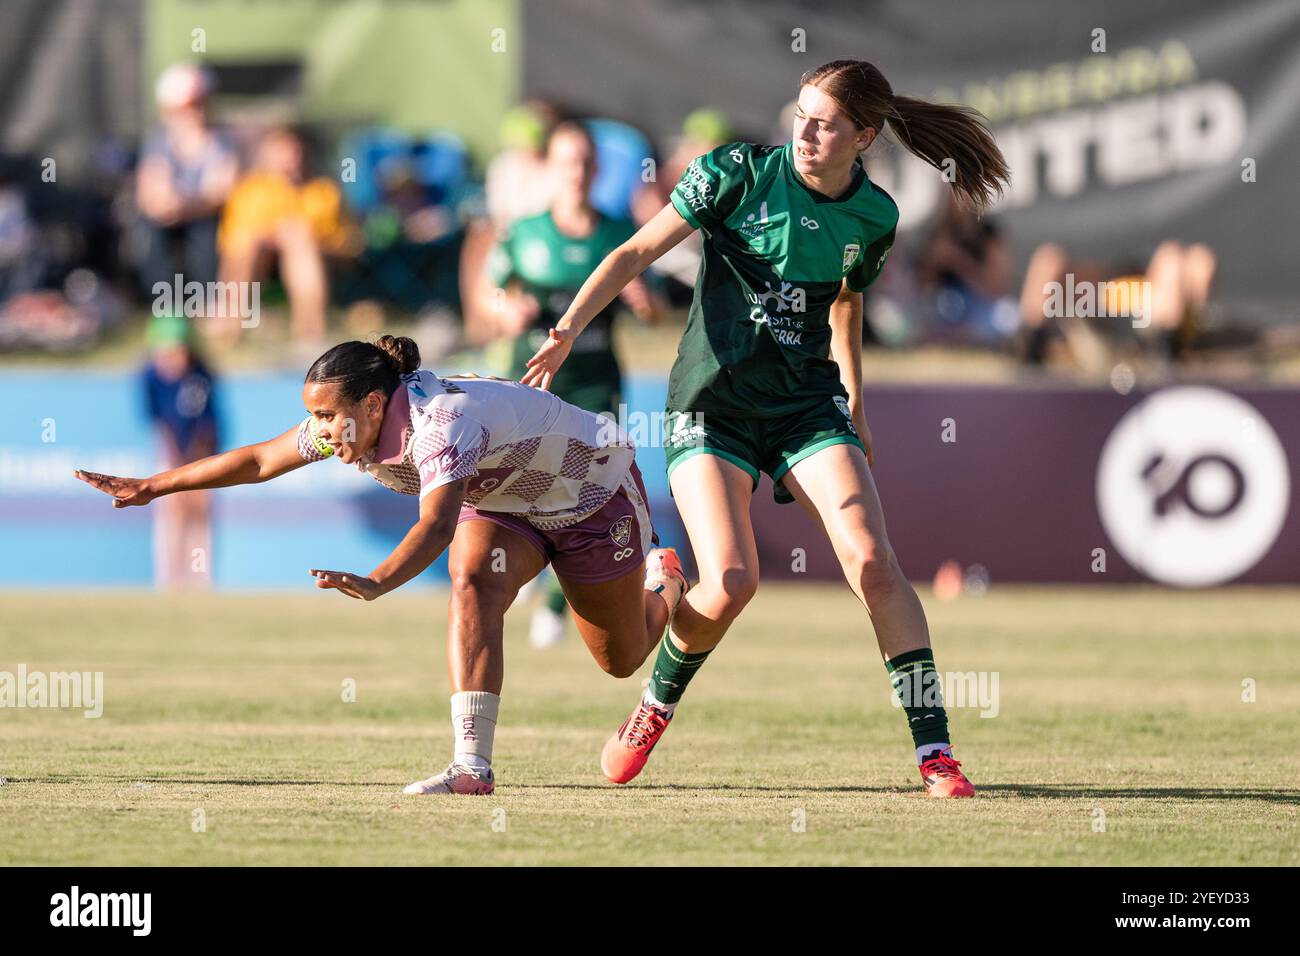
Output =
[
  {"x1": 0, "y1": 157, "x2": 127, "y2": 352},
  {"x1": 461, "y1": 102, "x2": 562, "y2": 343},
  {"x1": 865, "y1": 197, "x2": 1017, "y2": 350},
  {"x1": 484, "y1": 101, "x2": 562, "y2": 230},
  {"x1": 140, "y1": 314, "x2": 219, "y2": 590},
  {"x1": 332, "y1": 131, "x2": 470, "y2": 337},
  {"x1": 135, "y1": 64, "x2": 237, "y2": 296},
  {"x1": 482, "y1": 120, "x2": 662, "y2": 647},
  {"x1": 913, "y1": 194, "x2": 1018, "y2": 347},
  {"x1": 1018, "y1": 240, "x2": 1218, "y2": 372},
  {"x1": 217, "y1": 126, "x2": 355, "y2": 345}
]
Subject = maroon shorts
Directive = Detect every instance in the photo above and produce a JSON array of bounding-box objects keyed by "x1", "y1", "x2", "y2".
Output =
[{"x1": 455, "y1": 463, "x2": 657, "y2": 584}]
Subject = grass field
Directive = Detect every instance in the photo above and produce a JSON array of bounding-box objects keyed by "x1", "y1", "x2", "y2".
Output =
[{"x1": 1, "y1": 585, "x2": 1297, "y2": 866}]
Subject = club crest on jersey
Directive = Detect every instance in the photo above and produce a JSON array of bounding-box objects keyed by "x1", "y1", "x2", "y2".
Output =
[
  {"x1": 609, "y1": 516, "x2": 633, "y2": 548},
  {"x1": 842, "y1": 243, "x2": 861, "y2": 273}
]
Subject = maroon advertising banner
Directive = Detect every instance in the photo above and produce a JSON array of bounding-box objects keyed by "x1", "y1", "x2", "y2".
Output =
[{"x1": 745, "y1": 384, "x2": 1297, "y2": 586}]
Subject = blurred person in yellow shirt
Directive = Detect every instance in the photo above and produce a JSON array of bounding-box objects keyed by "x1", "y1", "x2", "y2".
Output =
[{"x1": 218, "y1": 127, "x2": 357, "y2": 346}]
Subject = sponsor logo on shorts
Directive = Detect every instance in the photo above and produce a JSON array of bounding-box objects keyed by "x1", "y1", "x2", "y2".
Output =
[
  {"x1": 609, "y1": 515, "x2": 633, "y2": 548},
  {"x1": 833, "y1": 395, "x2": 858, "y2": 435}
]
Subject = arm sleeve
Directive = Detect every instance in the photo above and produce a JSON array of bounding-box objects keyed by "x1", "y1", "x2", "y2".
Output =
[
  {"x1": 295, "y1": 417, "x2": 335, "y2": 463},
  {"x1": 411, "y1": 413, "x2": 491, "y2": 498},
  {"x1": 668, "y1": 142, "x2": 752, "y2": 231},
  {"x1": 845, "y1": 226, "x2": 896, "y2": 293}
]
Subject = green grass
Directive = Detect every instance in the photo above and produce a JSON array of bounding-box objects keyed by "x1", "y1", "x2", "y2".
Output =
[{"x1": 1, "y1": 585, "x2": 1297, "y2": 865}]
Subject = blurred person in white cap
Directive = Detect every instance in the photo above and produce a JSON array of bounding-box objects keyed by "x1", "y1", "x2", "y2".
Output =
[{"x1": 135, "y1": 63, "x2": 238, "y2": 300}]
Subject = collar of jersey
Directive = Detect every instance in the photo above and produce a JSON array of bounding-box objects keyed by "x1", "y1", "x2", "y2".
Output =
[
  {"x1": 367, "y1": 384, "x2": 413, "y2": 465},
  {"x1": 784, "y1": 142, "x2": 867, "y2": 204}
]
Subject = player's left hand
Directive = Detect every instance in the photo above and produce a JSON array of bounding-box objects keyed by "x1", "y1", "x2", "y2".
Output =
[{"x1": 309, "y1": 569, "x2": 382, "y2": 601}]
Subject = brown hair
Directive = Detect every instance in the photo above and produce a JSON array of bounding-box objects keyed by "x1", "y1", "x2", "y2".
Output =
[
  {"x1": 546, "y1": 119, "x2": 597, "y2": 156},
  {"x1": 305, "y1": 334, "x2": 420, "y2": 402},
  {"x1": 801, "y1": 59, "x2": 1010, "y2": 212}
]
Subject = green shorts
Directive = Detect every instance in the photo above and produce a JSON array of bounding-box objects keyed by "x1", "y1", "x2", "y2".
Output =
[{"x1": 662, "y1": 396, "x2": 866, "y2": 504}]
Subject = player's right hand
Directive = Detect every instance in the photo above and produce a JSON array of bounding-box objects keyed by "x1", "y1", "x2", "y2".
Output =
[
  {"x1": 74, "y1": 470, "x2": 157, "y2": 508},
  {"x1": 521, "y1": 326, "x2": 575, "y2": 392}
]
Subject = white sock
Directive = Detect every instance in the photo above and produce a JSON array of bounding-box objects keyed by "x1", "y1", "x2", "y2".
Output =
[
  {"x1": 917, "y1": 743, "x2": 952, "y2": 765},
  {"x1": 451, "y1": 691, "x2": 499, "y2": 770}
]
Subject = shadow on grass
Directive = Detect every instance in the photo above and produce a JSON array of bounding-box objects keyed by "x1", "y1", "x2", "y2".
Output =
[
  {"x1": 975, "y1": 784, "x2": 1300, "y2": 804},
  {"x1": 511, "y1": 783, "x2": 1300, "y2": 803},
  {"x1": 10, "y1": 776, "x2": 1300, "y2": 803}
]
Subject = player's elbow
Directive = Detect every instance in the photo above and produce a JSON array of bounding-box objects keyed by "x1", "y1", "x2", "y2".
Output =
[{"x1": 611, "y1": 241, "x2": 652, "y2": 280}]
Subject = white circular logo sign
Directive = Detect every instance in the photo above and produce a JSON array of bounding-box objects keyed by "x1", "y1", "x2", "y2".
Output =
[{"x1": 1096, "y1": 387, "x2": 1290, "y2": 587}]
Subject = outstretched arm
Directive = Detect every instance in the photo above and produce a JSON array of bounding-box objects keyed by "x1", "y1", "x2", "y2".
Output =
[
  {"x1": 522, "y1": 202, "x2": 695, "y2": 390},
  {"x1": 310, "y1": 478, "x2": 468, "y2": 600},
  {"x1": 75, "y1": 423, "x2": 310, "y2": 507}
]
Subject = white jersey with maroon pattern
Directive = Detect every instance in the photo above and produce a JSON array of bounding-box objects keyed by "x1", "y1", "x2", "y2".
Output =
[{"x1": 296, "y1": 371, "x2": 637, "y2": 531}]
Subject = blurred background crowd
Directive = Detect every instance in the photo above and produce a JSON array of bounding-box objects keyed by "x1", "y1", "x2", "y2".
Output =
[{"x1": 5, "y1": 53, "x2": 1290, "y2": 373}]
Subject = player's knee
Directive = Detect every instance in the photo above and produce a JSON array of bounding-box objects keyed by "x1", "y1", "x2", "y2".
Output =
[
  {"x1": 600, "y1": 650, "x2": 642, "y2": 680},
  {"x1": 706, "y1": 566, "x2": 759, "y2": 620},
  {"x1": 449, "y1": 566, "x2": 515, "y2": 613},
  {"x1": 848, "y1": 541, "x2": 902, "y2": 597}
]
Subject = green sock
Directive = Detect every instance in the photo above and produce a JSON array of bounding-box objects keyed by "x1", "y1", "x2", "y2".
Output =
[
  {"x1": 545, "y1": 580, "x2": 568, "y2": 616},
  {"x1": 646, "y1": 633, "x2": 711, "y2": 709},
  {"x1": 884, "y1": 648, "x2": 950, "y2": 750}
]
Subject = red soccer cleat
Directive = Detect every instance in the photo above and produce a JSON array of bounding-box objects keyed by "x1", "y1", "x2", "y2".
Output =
[
  {"x1": 601, "y1": 699, "x2": 672, "y2": 784},
  {"x1": 919, "y1": 751, "x2": 975, "y2": 798}
]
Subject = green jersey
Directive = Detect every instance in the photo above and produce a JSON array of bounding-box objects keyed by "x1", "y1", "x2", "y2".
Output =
[
  {"x1": 489, "y1": 210, "x2": 635, "y2": 397},
  {"x1": 667, "y1": 141, "x2": 898, "y2": 418}
]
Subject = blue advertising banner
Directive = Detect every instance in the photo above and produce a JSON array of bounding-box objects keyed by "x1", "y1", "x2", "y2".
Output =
[{"x1": 2, "y1": 371, "x2": 1292, "y2": 588}]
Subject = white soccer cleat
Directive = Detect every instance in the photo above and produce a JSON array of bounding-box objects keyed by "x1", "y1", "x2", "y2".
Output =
[
  {"x1": 529, "y1": 604, "x2": 567, "y2": 649},
  {"x1": 402, "y1": 762, "x2": 495, "y2": 795},
  {"x1": 644, "y1": 547, "x2": 688, "y2": 617}
]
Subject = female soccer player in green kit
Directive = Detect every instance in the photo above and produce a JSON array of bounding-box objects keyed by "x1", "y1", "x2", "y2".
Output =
[
  {"x1": 490, "y1": 120, "x2": 662, "y2": 647},
  {"x1": 524, "y1": 59, "x2": 1010, "y2": 797}
]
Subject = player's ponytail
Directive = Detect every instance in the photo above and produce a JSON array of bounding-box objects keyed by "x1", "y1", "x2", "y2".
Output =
[
  {"x1": 801, "y1": 59, "x2": 1010, "y2": 213},
  {"x1": 305, "y1": 335, "x2": 421, "y2": 402},
  {"x1": 374, "y1": 334, "x2": 421, "y2": 375}
]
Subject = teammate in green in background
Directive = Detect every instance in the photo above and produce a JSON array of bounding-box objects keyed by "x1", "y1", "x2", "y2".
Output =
[
  {"x1": 524, "y1": 60, "x2": 1010, "y2": 797},
  {"x1": 490, "y1": 120, "x2": 661, "y2": 648}
]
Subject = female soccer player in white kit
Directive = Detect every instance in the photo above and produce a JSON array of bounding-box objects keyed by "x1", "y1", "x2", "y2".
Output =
[{"x1": 77, "y1": 335, "x2": 687, "y2": 795}]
